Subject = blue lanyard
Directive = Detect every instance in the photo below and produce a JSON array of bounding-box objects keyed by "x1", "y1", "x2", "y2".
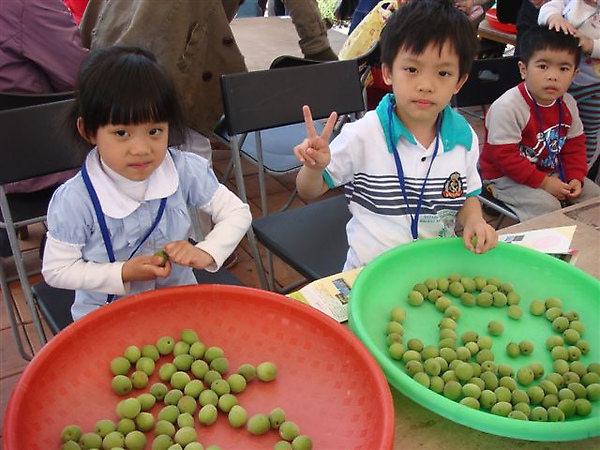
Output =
[
  {"x1": 81, "y1": 160, "x2": 167, "y2": 303},
  {"x1": 387, "y1": 102, "x2": 441, "y2": 241},
  {"x1": 530, "y1": 93, "x2": 565, "y2": 182}
]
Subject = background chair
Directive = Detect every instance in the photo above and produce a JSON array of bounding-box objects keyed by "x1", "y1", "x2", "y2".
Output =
[
  {"x1": 452, "y1": 55, "x2": 522, "y2": 120},
  {"x1": 0, "y1": 99, "x2": 84, "y2": 360},
  {"x1": 217, "y1": 59, "x2": 365, "y2": 290},
  {"x1": 0, "y1": 91, "x2": 76, "y2": 111},
  {"x1": 217, "y1": 59, "x2": 364, "y2": 215},
  {"x1": 452, "y1": 56, "x2": 522, "y2": 228}
]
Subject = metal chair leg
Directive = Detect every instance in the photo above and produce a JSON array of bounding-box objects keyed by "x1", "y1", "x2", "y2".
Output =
[
  {"x1": 229, "y1": 135, "x2": 269, "y2": 290},
  {"x1": 0, "y1": 190, "x2": 47, "y2": 351},
  {"x1": 0, "y1": 261, "x2": 35, "y2": 360}
]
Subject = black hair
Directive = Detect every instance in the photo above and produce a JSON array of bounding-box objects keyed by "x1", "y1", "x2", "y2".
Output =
[
  {"x1": 379, "y1": 0, "x2": 479, "y2": 79},
  {"x1": 71, "y1": 46, "x2": 187, "y2": 147},
  {"x1": 519, "y1": 25, "x2": 582, "y2": 67}
]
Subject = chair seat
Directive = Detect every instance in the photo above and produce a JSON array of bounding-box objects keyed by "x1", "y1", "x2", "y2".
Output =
[
  {"x1": 0, "y1": 186, "x2": 57, "y2": 224},
  {"x1": 192, "y1": 267, "x2": 244, "y2": 286},
  {"x1": 32, "y1": 267, "x2": 244, "y2": 334},
  {"x1": 216, "y1": 121, "x2": 337, "y2": 175},
  {"x1": 31, "y1": 282, "x2": 74, "y2": 335},
  {"x1": 252, "y1": 195, "x2": 351, "y2": 281}
]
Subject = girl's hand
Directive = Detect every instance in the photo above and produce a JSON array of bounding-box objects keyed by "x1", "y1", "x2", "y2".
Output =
[
  {"x1": 540, "y1": 176, "x2": 571, "y2": 200},
  {"x1": 462, "y1": 219, "x2": 498, "y2": 255},
  {"x1": 164, "y1": 240, "x2": 215, "y2": 270},
  {"x1": 293, "y1": 105, "x2": 337, "y2": 170},
  {"x1": 567, "y1": 179, "x2": 583, "y2": 199},
  {"x1": 122, "y1": 255, "x2": 171, "y2": 282},
  {"x1": 573, "y1": 31, "x2": 594, "y2": 54},
  {"x1": 547, "y1": 14, "x2": 577, "y2": 35}
]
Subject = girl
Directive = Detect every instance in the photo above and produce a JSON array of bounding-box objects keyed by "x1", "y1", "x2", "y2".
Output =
[
  {"x1": 539, "y1": 0, "x2": 600, "y2": 180},
  {"x1": 42, "y1": 46, "x2": 252, "y2": 320}
]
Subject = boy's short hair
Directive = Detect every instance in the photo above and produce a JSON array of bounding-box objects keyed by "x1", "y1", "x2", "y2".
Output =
[
  {"x1": 379, "y1": 0, "x2": 479, "y2": 78},
  {"x1": 519, "y1": 25, "x2": 582, "y2": 67}
]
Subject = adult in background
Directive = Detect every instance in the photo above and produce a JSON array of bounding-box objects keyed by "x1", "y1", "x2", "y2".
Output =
[
  {"x1": 258, "y1": 0, "x2": 339, "y2": 61},
  {"x1": 282, "y1": 0, "x2": 338, "y2": 61},
  {"x1": 0, "y1": 0, "x2": 89, "y2": 254},
  {"x1": 0, "y1": 0, "x2": 88, "y2": 95},
  {"x1": 80, "y1": 0, "x2": 247, "y2": 161}
]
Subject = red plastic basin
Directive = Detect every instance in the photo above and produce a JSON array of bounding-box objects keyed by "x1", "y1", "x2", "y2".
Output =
[{"x1": 4, "y1": 285, "x2": 395, "y2": 449}]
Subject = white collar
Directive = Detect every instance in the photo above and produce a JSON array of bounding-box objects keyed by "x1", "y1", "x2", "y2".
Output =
[{"x1": 85, "y1": 147, "x2": 178, "y2": 219}]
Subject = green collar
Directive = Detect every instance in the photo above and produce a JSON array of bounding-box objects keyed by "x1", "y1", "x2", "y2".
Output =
[{"x1": 375, "y1": 93, "x2": 473, "y2": 153}]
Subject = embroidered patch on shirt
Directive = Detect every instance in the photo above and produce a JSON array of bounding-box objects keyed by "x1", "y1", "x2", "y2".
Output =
[{"x1": 442, "y1": 171, "x2": 464, "y2": 199}]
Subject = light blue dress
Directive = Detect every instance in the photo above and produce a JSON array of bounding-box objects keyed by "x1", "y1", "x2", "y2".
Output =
[{"x1": 46, "y1": 149, "x2": 219, "y2": 319}]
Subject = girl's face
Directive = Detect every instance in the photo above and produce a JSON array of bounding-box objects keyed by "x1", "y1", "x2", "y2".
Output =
[
  {"x1": 82, "y1": 121, "x2": 169, "y2": 181},
  {"x1": 519, "y1": 48, "x2": 578, "y2": 106},
  {"x1": 381, "y1": 41, "x2": 467, "y2": 135}
]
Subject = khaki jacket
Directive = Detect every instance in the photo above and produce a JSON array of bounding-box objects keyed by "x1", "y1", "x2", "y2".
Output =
[{"x1": 80, "y1": 0, "x2": 247, "y2": 137}]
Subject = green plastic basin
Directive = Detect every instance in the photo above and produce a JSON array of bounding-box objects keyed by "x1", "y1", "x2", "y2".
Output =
[{"x1": 349, "y1": 238, "x2": 600, "y2": 442}]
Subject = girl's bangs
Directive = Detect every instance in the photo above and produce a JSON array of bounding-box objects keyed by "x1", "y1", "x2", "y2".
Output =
[{"x1": 106, "y1": 71, "x2": 175, "y2": 126}]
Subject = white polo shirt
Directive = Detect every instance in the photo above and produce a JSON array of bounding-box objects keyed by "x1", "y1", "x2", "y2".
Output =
[{"x1": 324, "y1": 96, "x2": 481, "y2": 270}]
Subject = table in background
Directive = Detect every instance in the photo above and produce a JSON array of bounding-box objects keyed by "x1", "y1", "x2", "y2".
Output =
[
  {"x1": 501, "y1": 197, "x2": 599, "y2": 279},
  {"x1": 230, "y1": 16, "x2": 348, "y2": 71},
  {"x1": 478, "y1": 18, "x2": 517, "y2": 46}
]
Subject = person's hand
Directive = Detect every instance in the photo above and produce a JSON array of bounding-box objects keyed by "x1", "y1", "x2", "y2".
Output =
[
  {"x1": 462, "y1": 219, "x2": 498, "y2": 255},
  {"x1": 540, "y1": 176, "x2": 571, "y2": 200},
  {"x1": 573, "y1": 30, "x2": 594, "y2": 54},
  {"x1": 567, "y1": 179, "x2": 583, "y2": 199},
  {"x1": 547, "y1": 14, "x2": 578, "y2": 35},
  {"x1": 454, "y1": 0, "x2": 474, "y2": 15},
  {"x1": 122, "y1": 254, "x2": 171, "y2": 282},
  {"x1": 164, "y1": 240, "x2": 215, "y2": 270},
  {"x1": 293, "y1": 105, "x2": 337, "y2": 171}
]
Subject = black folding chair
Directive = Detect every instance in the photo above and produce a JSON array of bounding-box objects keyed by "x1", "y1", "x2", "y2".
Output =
[
  {"x1": 452, "y1": 56, "x2": 522, "y2": 228},
  {"x1": 0, "y1": 99, "x2": 84, "y2": 359},
  {"x1": 252, "y1": 194, "x2": 351, "y2": 286},
  {"x1": 217, "y1": 59, "x2": 365, "y2": 290},
  {"x1": 0, "y1": 91, "x2": 75, "y2": 111}
]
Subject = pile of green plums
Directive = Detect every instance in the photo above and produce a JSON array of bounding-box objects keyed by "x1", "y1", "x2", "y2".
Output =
[
  {"x1": 386, "y1": 275, "x2": 599, "y2": 422},
  {"x1": 60, "y1": 328, "x2": 312, "y2": 450}
]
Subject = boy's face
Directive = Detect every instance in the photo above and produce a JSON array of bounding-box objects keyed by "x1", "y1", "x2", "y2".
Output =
[
  {"x1": 519, "y1": 49, "x2": 578, "y2": 106},
  {"x1": 381, "y1": 42, "x2": 467, "y2": 135}
]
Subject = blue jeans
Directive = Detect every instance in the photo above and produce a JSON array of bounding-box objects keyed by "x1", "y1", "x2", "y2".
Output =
[{"x1": 349, "y1": 0, "x2": 380, "y2": 33}]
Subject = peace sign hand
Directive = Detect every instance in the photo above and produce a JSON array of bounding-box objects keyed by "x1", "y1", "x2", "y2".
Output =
[{"x1": 294, "y1": 105, "x2": 338, "y2": 170}]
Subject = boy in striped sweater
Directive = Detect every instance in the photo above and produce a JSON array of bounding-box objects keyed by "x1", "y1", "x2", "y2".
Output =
[{"x1": 481, "y1": 26, "x2": 600, "y2": 222}]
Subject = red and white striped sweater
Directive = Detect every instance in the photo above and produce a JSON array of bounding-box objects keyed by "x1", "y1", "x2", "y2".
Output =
[{"x1": 480, "y1": 82, "x2": 588, "y2": 188}]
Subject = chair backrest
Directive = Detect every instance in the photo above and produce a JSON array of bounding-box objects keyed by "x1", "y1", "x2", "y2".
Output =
[
  {"x1": 0, "y1": 99, "x2": 86, "y2": 185},
  {"x1": 220, "y1": 59, "x2": 365, "y2": 136},
  {"x1": 453, "y1": 56, "x2": 521, "y2": 108},
  {"x1": 0, "y1": 91, "x2": 75, "y2": 111}
]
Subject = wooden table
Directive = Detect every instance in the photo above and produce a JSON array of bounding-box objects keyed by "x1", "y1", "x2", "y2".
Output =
[
  {"x1": 501, "y1": 197, "x2": 600, "y2": 279},
  {"x1": 478, "y1": 18, "x2": 517, "y2": 46},
  {"x1": 390, "y1": 197, "x2": 600, "y2": 448}
]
